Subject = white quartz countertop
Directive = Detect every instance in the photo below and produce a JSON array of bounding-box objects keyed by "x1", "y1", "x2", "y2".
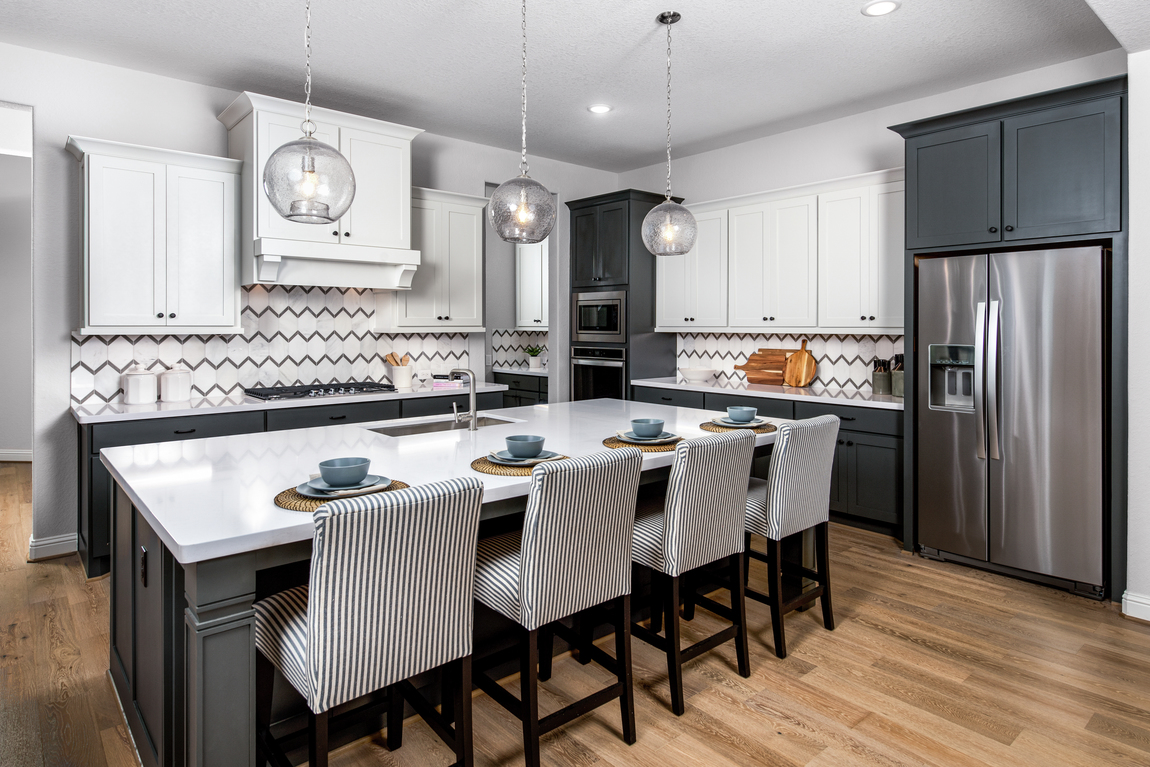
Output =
[
  {"x1": 491, "y1": 366, "x2": 547, "y2": 377},
  {"x1": 100, "y1": 399, "x2": 781, "y2": 565},
  {"x1": 632, "y1": 377, "x2": 904, "y2": 411},
  {"x1": 72, "y1": 382, "x2": 509, "y2": 424}
]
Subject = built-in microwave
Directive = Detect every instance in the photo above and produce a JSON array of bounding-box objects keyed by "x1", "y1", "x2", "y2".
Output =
[{"x1": 571, "y1": 290, "x2": 626, "y2": 343}]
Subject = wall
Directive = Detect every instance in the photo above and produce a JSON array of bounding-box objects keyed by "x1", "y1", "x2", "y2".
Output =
[
  {"x1": 491, "y1": 329, "x2": 549, "y2": 370},
  {"x1": 0, "y1": 142, "x2": 33, "y2": 458}
]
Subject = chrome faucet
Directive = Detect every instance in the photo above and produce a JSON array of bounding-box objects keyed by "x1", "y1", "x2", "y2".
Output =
[{"x1": 450, "y1": 368, "x2": 478, "y2": 430}]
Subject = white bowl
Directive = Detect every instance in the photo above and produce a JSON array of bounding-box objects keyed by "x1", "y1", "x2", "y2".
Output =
[{"x1": 679, "y1": 368, "x2": 716, "y2": 383}]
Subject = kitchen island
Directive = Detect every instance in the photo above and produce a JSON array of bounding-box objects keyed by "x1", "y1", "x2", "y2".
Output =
[{"x1": 101, "y1": 399, "x2": 781, "y2": 767}]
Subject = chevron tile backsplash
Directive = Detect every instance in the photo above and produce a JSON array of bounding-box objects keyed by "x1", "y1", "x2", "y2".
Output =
[
  {"x1": 491, "y1": 329, "x2": 549, "y2": 370},
  {"x1": 678, "y1": 332, "x2": 904, "y2": 393},
  {"x1": 70, "y1": 286, "x2": 471, "y2": 405}
]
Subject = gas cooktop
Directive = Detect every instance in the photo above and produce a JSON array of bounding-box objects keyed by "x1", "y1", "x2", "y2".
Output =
[{"x1": 243, "y1": 382, "x2": 396, "y2": 401}]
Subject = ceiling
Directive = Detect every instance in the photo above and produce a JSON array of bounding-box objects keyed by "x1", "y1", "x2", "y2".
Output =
[{"x1": 0, "y1": 0, "x2": 1119, "y2": 172}]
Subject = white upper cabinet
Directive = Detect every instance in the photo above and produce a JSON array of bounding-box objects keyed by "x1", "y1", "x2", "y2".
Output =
[
  {"x1": 68, "y1": 137, "x2": 242, "y2": 335},
  {"x1": 656, "y1": 210, "x2": 728, "y2": 329},
  {"x1": 375, "y1": 187, "x2": 487, "y2": 333},
  {"x1": 729, "y1": 195, "x2": 818, "y2": 329},
  {"x1": 870, "y1": 182, "x2": 906, "y2": 328},
  {"x1": 516, "y1": 240, "x2": 549, "y2": 330},
  {"x1": 255, "y1": 111, "x2": 340, "y2": 245},
  {"x1": 338, "y1": 127, "x2": 412, "y2": 250}
]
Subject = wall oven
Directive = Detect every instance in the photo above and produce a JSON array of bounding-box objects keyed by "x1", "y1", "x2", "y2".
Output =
[
  {"x1": 571, "y1": 346, "x2": 626, "y2": 401},
  {"x1": 572, "y1": 290, "x2": 626, "y2": 343}
]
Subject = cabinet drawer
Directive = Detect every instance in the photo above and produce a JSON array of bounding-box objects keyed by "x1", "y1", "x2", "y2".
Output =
[
  {"x1": 266, "y1": 401, "x2": 400, "y2": 431},
  {"x1": 399, "y1": 392, "x2": 503, "y2": 419},
  {"x1": 91, "y1": 411, "x2": 265, "y2": 453},
  {"x1": 794, "y1": 402, "x2": 902, "y2": 436},
  {"x1": 493, "y1": 372, "x2": 541, "y2": 392},
  {"x1": 632, "y1": 386, "x2": 705, "y2": 409},
  {"x1": 703, "y1": 393, "x2": 794, "y2": 420}
]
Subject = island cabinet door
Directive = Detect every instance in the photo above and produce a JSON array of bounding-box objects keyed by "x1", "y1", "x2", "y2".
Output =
[{"x1": 841, "y1": 431, "x2": 902, "y2": 525}]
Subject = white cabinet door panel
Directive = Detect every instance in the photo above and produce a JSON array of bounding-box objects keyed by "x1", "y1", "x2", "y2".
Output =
[
  {"x1": 339, "y1": 127, "x2": 411, "y2": 249},
  {"x1": 516, "y1": 241, "x2": 545, "y2": 328},
  {"x1": 870, "y1": 181, "x2": 905, "y2": 328},
  {"x1": 441, "y1": 203, "x2": 483, "y2": 327},
  {"x1": 656, "y1": 252, "x2": 690, "y2": 328},
  {"x1": 166, "y1": 167, "x2": 237, "y2": 327},
  {"x1": 728, "y1": 204, "x2": 767, "y2": 327},
  {"x1": 88, "y1": 155, "x2": 166, "y2": 327},
  {"x1": 769, "y1": 195, "x2": 819, "y2": 327},
  {"x1": 818, "y1": 188, "x2": 870, "y2": 328},
  {"x1": 691, "y1": 211, "x2": 728, "y2": 327},
  {"x1": 398, "y1": 200, "x2": 442, "y2": 325},
  {"x1": 256, "y1": 111, "x2": 340, "y2": 244}
]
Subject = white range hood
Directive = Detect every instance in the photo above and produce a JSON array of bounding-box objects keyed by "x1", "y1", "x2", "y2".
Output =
[{"x1": 218, "y1": 92, "x2": 424, "y2": 291}]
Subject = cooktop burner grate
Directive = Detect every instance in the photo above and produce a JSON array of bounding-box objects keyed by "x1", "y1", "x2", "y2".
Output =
[{"x1": 243, "y1": 382, "x2": 396, "y2": 400}]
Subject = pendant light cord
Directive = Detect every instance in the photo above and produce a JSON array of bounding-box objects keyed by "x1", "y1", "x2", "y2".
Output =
[
  {"x1": 664, "y1": 18, "x2": 673, "y2": 201},
  {"x1": 519, "y1": 0, "x2": 530, "y2": 176},
  {"x1": 301, "y1": 0, "x2": 316, "y2": 137}
]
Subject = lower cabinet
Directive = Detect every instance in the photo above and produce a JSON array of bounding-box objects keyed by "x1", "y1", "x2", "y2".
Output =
[
  {"x1": 265, "y1": 400, "x2": 400, "y2": 431},
  {"x1": 400, "y1": 392, "x2": 503, "y2": 418},
  {"x1": 631, "y1": 386, "x2": 705, "y2": 409},
  {"x1": 494, "y1": 372, "x2": 547, "y2": 409}
]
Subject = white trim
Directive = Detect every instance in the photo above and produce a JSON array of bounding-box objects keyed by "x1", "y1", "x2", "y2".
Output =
[
  {"x1": 0, "y1": 449, "x2": 32, "y2": 462},
  {"x1": 65, "y1": 135, "x2": 243, "y2": 173},
  {"x1": 1122, "y1": 590, "x2": 1150, "y2": 622},
  {"x1": 28, "y1": 533, "x2": 78, "y2": 561}
]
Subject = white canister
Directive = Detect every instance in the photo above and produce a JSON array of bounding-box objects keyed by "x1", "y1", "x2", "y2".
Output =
[
  {"x1": 122, "y1": 364, "x2": 159, "y2": 404},
  {"x1": 390, "y1": 364, "x2": 414, "y2": 389},
  {"x1": 160, "y1": 366, "x2": 193, "y2": 402}
]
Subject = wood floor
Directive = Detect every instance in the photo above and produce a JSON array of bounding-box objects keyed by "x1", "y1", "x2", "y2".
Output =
[{"x1": 2, "y1": 462, "x2": 1149, "y2": 766}]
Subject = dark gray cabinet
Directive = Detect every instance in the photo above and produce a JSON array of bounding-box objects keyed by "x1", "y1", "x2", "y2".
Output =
[
  {"x1": 631, "y1": 385, "x2": 704, "y2": 409},
  {"x1": 703, "y1": 392, "x2": 794, "y2": 420},
  {"x1": 571, "y1": 202, "x2": 629, "y2": 288},
  {"x1": 265, "y1": 400, "x2": 400, "y2": 431},
  {"x1": 571, "y1": 207, "x2": 599, "y2": 287},
  {"x1": 398, "y1": 391, "x2": 503, "y2": 418},
  {"x1": 494, "y1": 372, "x2": 547, "y2": 409}
]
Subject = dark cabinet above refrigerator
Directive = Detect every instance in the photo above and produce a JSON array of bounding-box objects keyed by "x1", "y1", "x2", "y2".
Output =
[{"x1": 567, "y1": 189, "x2": 681, "y2": 289}]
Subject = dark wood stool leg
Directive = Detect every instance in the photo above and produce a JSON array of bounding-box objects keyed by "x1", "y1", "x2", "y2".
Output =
[
  {"x1": 521, "y1": 627, "x2": 542, "y2": 767},
  {"x1": 539, "y1": 623, "x2": 554, "y2": 681},
  {"x1": 650, "y1": 575, "x2": 664, "y2": 634},
  {"x1": 768, "y1": 537, "x2": 787, "y2": 659},
  {"x1": 615, "y1": 594, "x2": 637, "y2": 744},
  {"x1": 309, "y1": 709, "x2": 329, "y2": 767},
  {"x1": 681, "y1": 571, "x2": 696, "y2": 621},
  {"x1": 664, "y1": 574, "x2": 686, "y2": 715},
  {"x1": 728, "y1": 553, "x2": 751, "y2": 678},
  {"x1": 455, "y1": 656, "x2": 475, "y2": 767},
  {"x1": 386, "y1": 683, "x2": 404, "y2": 751},
  {"x1": 442, "y1": 664, "x2": 456, "y2": 725},
  {"x1": 817, "y1": 522, "x2": 835, "y2": 631},
  {"x1": 744, "y1": 532, "x2": 753, "y2": 586},
  {"x1": 571, "y1": 613, "x2": 592, "y2": 665}
]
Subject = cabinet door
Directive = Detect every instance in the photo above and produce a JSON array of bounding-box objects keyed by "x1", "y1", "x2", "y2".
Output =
[
  {"x1": 165, "y1": 166, "x2": 237, "y2": 326},
  {"x1": 133, "y1": 510, "x2": 166, "y2": 766},
  {"x1": 338, "y1": 126, "x2": 412, "y2": 249},
  {"x1": 828, "y1": 437, "x2": 849, "y2": 514},
  {"x1": 655, "y1": 250, "x2": 691, "y2": 328},
  {"x1": 256, "y1": 111, "x2": 341, "y2": 244},
  {"x1": 905, "y1": 121, "x2": 1001, "y2": 249},
  {"x1": 539, "y1": 239, "x2": 549, "y2": 330},
  {"x1": 398, "y1": 199, "x2": 444, "y2": 325},
  {"x1": 571, "y1": 207, "x2": 599, "y2": 287},
  {"x1": 818, "y1": 188, "x2": 870, "y2": 328},
  {"x1": 869, "y1": 182, "x2": 905, "y2": 328},
  {"x1": 1003, "y1": 97, "x2": 1121, "y2": 240},
  {"x1": 843, "y1": 431, "x2": 901, "y2": 524},
  {"x1": 88, "y1": 155, "x2": 166, "y2": 327},
  {"x1": 728, "y1": 202, "x2": 769, "y2": 327},
  {"x1": 596, "y1": 202, "x2": 629, "y2": 286},
  {"x1": 768, "y1": 195, "x2": 818, "y2": 327},
  {"x1": 690, "y1": 210, "x2": 728, "y2": 327},
  {"x1": 516, "y1": 241, "x2": 545, "y2": 328},
  {"x1": 440, "y1": 201, "x2": 484, "y2": 327}
]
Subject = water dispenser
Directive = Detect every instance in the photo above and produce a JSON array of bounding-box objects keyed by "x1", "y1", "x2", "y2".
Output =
[{"x1": 928, "y1": 344, "x2": 975, "y2": 411}]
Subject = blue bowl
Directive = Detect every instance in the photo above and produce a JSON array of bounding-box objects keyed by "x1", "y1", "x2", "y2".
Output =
[
  {"x1": 631, "y1": 418, "x2": 665, "y2": 438},
  {"x1": 506, "y1": 435, "x2": 545, "y2": 458},
  {"x1": 727, "y1": 406, "x2": 758, "y2": 423},
  {"x1": 318, "y1": 457, "x2": 371, "y2": 487}
]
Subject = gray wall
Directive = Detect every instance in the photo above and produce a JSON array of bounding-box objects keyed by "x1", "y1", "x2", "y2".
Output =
[{"x1": 0, "y1": 152, "x2": 32, "y2": 456}]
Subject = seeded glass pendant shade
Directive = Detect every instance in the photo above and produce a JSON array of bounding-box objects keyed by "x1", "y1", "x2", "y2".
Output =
[
  {"x1": 490, "y1": 0, "x2": 556, "y2": 244},
  {"x1": 642, "y1": 11, "x2": 698, "y2": 256},
  {"x1": 262, "y1": 0, "x2": 355, "y2": 225}
]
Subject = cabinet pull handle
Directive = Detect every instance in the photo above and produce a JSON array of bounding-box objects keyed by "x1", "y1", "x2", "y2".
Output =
[
  {"x1": 157, "y1": 312, "x2": 164, "y2": 318},
  {"x1": 846, "y1": 440, "x2": 854, "y2": 446},
  {"x1": 840, "y1": 416, "x2": 856, "y2": 421},
  {"x1": 444, "y1": 316, "x2": 450, "y2": 320},
  {"x1": 690, "y1": 317, "x2": 695, "y2": 322},
  {"x1": 140, "y1": 546, "x2": 147, "y2": 587},
  {"x1": 328, "y1": 415, "x2": 347, "y2": 421},
  {"x1": 174, "y1": 428, "x2": 196, "y2": 434},
  {"x1": 661, "y1": 396, "x2": 672, "y2": 401},
  {"x1": 769, "y1": 317, "x2": 775, "y2": 321},
  {"x1": 989, "y1": 227, "x2": 998, "y2": 233},
  {"x1": 437, "y1": 316, "x2": 443, "y2": 320},
  {"x1": 684, "y1": 317, "x2": 689, "y2": 322},
  {"x1": 860, "y1": 315, "x2": 866, "y2": 320},
  {"x1": 762, "y1": 317, "x2": 768, "y2": 321},
  {"x1": 838, "y1": 439, "x2": 845, "y2": 445},
  {"x1": 868, "y1": 316, "x2": 875, "y2": 321},
  {"x1": 332, "y1": 230, "x2": 339, "y2": 236},
  {"x1": 169, "y1": 313, "x2": 176, "y2": 319},
  {"x1": 1004, "y1": 225, "x2": 1014, "y2": 232}
]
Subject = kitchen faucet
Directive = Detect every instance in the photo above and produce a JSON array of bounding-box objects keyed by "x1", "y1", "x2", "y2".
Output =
[{"x1": 450, "y1": 368, "x2": 478, "y2": 430}]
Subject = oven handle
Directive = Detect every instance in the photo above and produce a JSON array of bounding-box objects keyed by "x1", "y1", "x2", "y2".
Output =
[{"x1": 571, "y1": 359, "x2": 625, "y2": 368}]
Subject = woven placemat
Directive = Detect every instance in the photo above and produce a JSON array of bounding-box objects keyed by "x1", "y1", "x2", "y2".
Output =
[
  {"x1": 700, "y1": 421, "x2": 778, "y2": 435},
  {"x1": 274, "y1": 480, "x2": 411, "y2": 512},
  {"x1": 602, "y1": 436, "x2": 682, "y2": 453},
  {"x1": 470, "y1": 456, "x2": 569, "y2": 477}
]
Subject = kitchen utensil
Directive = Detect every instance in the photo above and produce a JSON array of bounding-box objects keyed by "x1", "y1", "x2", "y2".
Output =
[
  {"x1": 726, "y1": 406, "x2": 757, "y2": 423},
  {"x1": 678, "y1": 368, "x2": 716, "y2": 383},
  {"x1": 401, "y1": 353, "x2": 411, "y2": 366},
  {"x1": 630, "y1": 418, "x2": 665, "y2": 437},
  {"x1": 159, "y1": 365, "x2": 192, "y2": 402},
  {"x1": 385, "y1": 352, "x2": 401, "y2": 367},
  {"x1": 505, "y1": 435, "x2": 545, "y2": 458},
  {"x1": 783, "y1": 340, "x2": 817, "y2": 387},
  {"x1": 318, "y1": 457, "x2": 371, "y2": 487},
  {"x1": 734, "y1": 348, "x2": 799, "y2": 385},
  {"x1": 122, "y1": 364, "x2": 159, "y2": 404}
]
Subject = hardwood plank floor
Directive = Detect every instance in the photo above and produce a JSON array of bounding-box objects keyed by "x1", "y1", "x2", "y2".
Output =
[{"x1": 1, "y1": 460, "x2": 1147, "y2": 766}]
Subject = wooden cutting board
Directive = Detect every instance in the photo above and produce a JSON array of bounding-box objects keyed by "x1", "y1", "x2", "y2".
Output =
[
  {"x1": 734, "y1": 348, "x2": 797, "y2": 386},
  {"x1": 783, "y1": 340, "x2": 818, "y2": 388}
]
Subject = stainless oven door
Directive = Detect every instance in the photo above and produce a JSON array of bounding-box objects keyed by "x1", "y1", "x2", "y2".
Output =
[
  {"x1": 572, "y1": 290, "x2": 626, "y2": 343},
  {"x1": 570, "y1": 357, "x2": 626, "y2": 401}
]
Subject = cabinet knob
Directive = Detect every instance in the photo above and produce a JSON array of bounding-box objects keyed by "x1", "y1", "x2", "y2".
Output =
[
  {"x1": 332, "y1": 230, "x2": 339, "y2": 236},
  {"x1": 169, "y1": 313, "x2": 176, "y2": 319},
  {"x1": 868, "y1": 316, "x2": 875, "y2": 321},
  {"x1": 838, "y1": 439, "x2": 845, "y2": 445},
  {"x1": 846, "y1": 440, "x2": 854, "y2": 447},
  {"x1": 769, "y1": 317, "x2": 775, "y2": 321},
  {"x1": 989, "y1": 227, "x2": 998, "y2": 233},
  {"x1": 444, "y1": 316, "x2": 450, "y2": 320},
  {"x1": 344, "y1": 231, "x2": 350, "y2": 237},
  {"x1": 861, "y1": 315, "x2": 867, "y2": 320},
  {"x1": 689, "y1": 318, "x2": 695, "y2": 322},
  {"x1": 156, "y1": 312, "x2": 163, "y2": 318},
  {"x1": 437, "y1": 316, "x2": 443, "y2": 320},
  {"x1": 762, "y1": 317, "x2": 768, "y2": 321},
  {"x1": 684, "y1": 317, "x2": 689, "y2": 322},
  {"x1": 1005, "y1": 225, "x2": 1014, "y2": 232}
]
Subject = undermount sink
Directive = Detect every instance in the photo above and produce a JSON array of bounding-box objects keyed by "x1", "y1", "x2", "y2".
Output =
[{"x1": 370, "y1": 415, "x2": 516, "y2": 437}]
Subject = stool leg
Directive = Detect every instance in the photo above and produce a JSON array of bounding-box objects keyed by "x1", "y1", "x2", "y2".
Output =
[
  {"x1": 664, "y1": 575, "x2": 686, "y2": 716},
  {"x1": 571, "y1": 613, "x2": 592, "y2": 666},
  {"x1": 768, "y1": 537, "x2": 787, "y2": 659},
  {"x1": 744, "y1": 532, "x2": 753, "y2": 586},
  {"x1": 728, "y1": 553, "x2": 751, "y2": 678},
  {"x1": 442, "y1": 664, "x2": 456, "y2": 724},
  {"x1": 650, "y1": 575, "x2": 664, "y2": 634},
  {"x1": 539, "y1": 623, "x2": 554, "y2": 682},
  {"x1": 817, "y1": 522, "x2": 835, "y2": 631},
  {"x1": 308, "y1": 709, "x2": 329, "y2": 767},
  {"x1": 521, "y1": 628, "x2": 542, "y2": 767},
  {"x1": 615, "y1": 594, "x2": 637, "y2": 744},
  {"x1": 681, "y1": 572, "x2": 696, "y2": 621},
  {"x1": 455, "y1": 656, "x2": 475, "y2": 767},
  {"x1": 386, "y1": 684, "x2": 404, "y2": 751}
]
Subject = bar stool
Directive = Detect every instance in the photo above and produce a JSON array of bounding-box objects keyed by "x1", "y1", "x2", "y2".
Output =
[
  {"x1": 472, "y1": 448, "x2": 644, "y2": 767},
  {"x1": 254, "y1": 477, "x2": 484, "y2": 767},
  {"x1": 744, "y1": 415, "x2": 840, "y2": 659},
  {"x1": 630, "y1": 429, "x2": 756, "y2": 715}
]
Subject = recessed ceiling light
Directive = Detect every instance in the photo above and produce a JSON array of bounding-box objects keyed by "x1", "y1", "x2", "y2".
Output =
[
  {"x1": 861, "y1": 0, "x2": 900, "y2": 16},
  {"x1": 588, "y1": 104, "x2": 612, "y2": 114}
]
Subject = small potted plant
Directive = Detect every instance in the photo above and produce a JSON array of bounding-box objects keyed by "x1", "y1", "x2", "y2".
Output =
[{"x1": 525, "y1": 345, "x2": 545, "y2": 370}]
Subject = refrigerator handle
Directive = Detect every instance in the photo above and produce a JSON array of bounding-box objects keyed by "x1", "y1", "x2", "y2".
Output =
[
  {"x1": 987, "y1": 299, "x2": 1001, "y2": 460},
  {"x1": 974, "y1": 301, "x2": 987, "y2": 460}
]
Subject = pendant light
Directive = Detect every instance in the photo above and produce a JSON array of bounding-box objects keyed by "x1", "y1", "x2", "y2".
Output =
[
  {"x1": 642, "y1": 11, "x2": 698, "y2": 256},
  {"x1": 263, "y1": 0, "x2": 355, "y2": 224},
  {"x1": 489, "y1": 0, "x2": 556, "y2": 244}
]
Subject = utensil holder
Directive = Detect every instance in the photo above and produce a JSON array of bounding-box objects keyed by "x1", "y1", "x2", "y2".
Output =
[
  {"x1": 872, "y1": 371, "x2": 892, "y2": 395},
  {"x1": 390, "y1": 364, "x2": 413, "y2": 389},
  {"x1": 891, "y1": 370, "x2": 904, "y2": 398}
]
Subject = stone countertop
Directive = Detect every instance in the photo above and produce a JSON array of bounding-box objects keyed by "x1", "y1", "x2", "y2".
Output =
[
  {"x1": 99, "y1": 399, "x2": 781, "y2": 564},
  {"x1": 491, "y1": 366, "x2": 548, "y2": 378},
  {"x1": 72, "y1": 381, "x2": 509, "y2": 425},
  {"x1": 631, "y1": 377, "x2": 904, "y2": 411}
]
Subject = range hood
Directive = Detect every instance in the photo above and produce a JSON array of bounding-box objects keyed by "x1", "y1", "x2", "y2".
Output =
[{"x1": 247, "y1": 238, "x2": 420, "y2": 291}]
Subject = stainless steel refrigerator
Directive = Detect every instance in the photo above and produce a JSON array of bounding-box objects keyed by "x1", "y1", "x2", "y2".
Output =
[{"x1": 917, "y1": 246, "x2": 1104, "y2": 596}]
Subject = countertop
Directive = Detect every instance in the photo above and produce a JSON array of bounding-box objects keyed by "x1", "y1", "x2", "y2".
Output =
[
  {"x1": 632, "y1": 377, "x2": 904, "y2": 411},
  {"x1": 100, "y1": 399, "x2": 781, "y2": 564},
  {"x1": 491, "y1": 366, "x2": 548, "y2": 378},
  {"x1": 71, "y1": 381, "x2": 509, "y2": 424}
]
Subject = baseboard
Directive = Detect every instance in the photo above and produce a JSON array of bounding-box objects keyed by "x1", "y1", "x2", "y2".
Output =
[
  {"x1": 1121, "y1": 590, "x2": 1150, "y2": 623},
  {"x1": 0, "y1": 448, "x2": 32, "y2": 462},
  {"x1": 28, "y1": 532, "x2": 77, "y2": 561}
]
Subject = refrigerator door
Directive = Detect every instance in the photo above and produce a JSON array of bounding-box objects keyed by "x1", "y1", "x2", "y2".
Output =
[
  {"x1": 917, "y1": 254, "x2": 989, "y2": 560},
  {"x1": 988, "y1": 248, "x2": 1103, "y2": 586}
]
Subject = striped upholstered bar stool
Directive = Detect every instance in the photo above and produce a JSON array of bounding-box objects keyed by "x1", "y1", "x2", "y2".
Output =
[
  {"x1": 744, "y1": 414, "x2": 840, "y2": 658},
  {"x1": 254, "y1": 478, "x2": 484, "y2": 767},
  {"x1": 630, "y1": 429, "x2": 756, "y2": 715},
  {"x1": 472, "y1": 448, "x2": 644, "y2": 767}
]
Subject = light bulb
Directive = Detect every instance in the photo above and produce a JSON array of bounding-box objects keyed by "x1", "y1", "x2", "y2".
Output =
[
  {"x1": 299, "y1": 170, "x2": 319, "y2": 200},
  {"x1": 517, "y1": 203, "x2": 534, "y2": 224}
]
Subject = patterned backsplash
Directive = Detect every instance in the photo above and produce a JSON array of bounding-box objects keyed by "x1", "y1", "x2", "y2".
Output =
[
  {"x1": 677, "y1": 332, "x2": 904, "y2": 392},
  {"x1": 491, "y1": 329, "x2": 549, "y2": 370},
  {"x1": 70, "y1": 286, "x2": 471, "y2": 405}
]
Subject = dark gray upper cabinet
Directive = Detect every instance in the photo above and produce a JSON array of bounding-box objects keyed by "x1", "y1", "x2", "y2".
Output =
[
  {"x1": 571, "y1": 207, "x2": 599, "y2": 287},
  {"x1": 595, "y1": 202, "x2": 629, "y2": 286},
  {"x1": 905, "y1": 121, "x2": 1001, "y2": 250},
  {"x1": 1003, "y1": 97, "x2": 1122, "y2": 240},
  {"x1": 567, "y1": 189, "x2": 673, "y2": 289}
]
